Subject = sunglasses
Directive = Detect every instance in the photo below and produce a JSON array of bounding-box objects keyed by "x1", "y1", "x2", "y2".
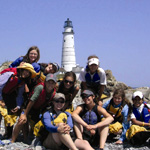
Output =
[
  {"x1": 81, "y1": 94, "x2": 92, "y2": 99},
  {"x1": 54, "y1": 100, "x2": 65, "y2": 104},
  {"x1": 64, "y1": 79, "x2": 74, "y2": 84}
]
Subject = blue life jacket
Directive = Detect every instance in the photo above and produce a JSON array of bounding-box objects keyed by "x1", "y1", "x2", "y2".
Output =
[
  {"x1": 85, "y1": 71, "x2": 100, "y2": 88},
  {"x1": 133, "y1": 103, "x2": 150, "y2": 123},
  {"x1": 80, "y1": 104, "x2": 100, "y2": 125}
]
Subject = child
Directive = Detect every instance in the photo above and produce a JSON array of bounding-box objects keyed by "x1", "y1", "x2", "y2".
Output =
[
  {"x1": 103, "y1": 89, "x2": 130, "y2": 144},
  {"x1": 126, "y1": 91, "x2": 150, "y2": 145},
  {"x1": 79, "y1": 55, "x2": 107, "y2": 106},
  {"x1": 0, "y1": 63, "x2": 37, "y2": 139},
  {"x1": 72, "y1": 89, "x2": 113, "y2": 150},
  {"x1": 11, "y1": 73, "x2": 57, "y2": 143},
  {"x1": 42, "y1": 93, "x2": 94, "y2": 150},
  {"x1": 57, "y1": 71, "x2": 79, "y2": 113}
]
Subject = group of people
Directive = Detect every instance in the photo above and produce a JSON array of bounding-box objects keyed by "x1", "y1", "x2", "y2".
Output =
[{"x1": 0, "y1": 46, "x2": 150, "y2": 150}]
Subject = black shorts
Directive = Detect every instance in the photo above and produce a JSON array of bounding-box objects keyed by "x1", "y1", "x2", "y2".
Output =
[{"x1": 82, "y1": 127, "x2": 99, "y2": 146}]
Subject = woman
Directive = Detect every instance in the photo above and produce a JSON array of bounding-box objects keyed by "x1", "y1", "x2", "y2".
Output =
[
  {"x1": 39, "y1": 62, "x2": 59, "y2": 75},
  {"x1": 72, "y1": 89, "x2": 114, "y2": 150},
  {"x1": 9, "y1": 46, "x2": 40, "y2": 73},
  {"x1": 42, "y1": 93, "x2": 94, "y2": 150},
  {"x1": 57, "y1": 71, "x2": 79, "y2": 113},
  {"x1": 79, "y1": 55, "x2": 107, "y2": 106}
]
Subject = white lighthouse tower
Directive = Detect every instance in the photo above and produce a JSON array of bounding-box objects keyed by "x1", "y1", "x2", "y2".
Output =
[{"x1": 61, "y1": 18, "x2": 76, "y2": 71}]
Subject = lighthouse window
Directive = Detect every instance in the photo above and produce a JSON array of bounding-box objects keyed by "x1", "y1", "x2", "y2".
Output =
[
  {"x1": 64, "y1": 40, "x2": 65, "y2": 42},
  {"x1": 72, "y1": 37, "x2": 73, "y2": 39}
]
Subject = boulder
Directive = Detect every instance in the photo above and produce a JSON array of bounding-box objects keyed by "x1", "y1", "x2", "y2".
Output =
[
  {"x1": 0, "y1": 61, "x2": 12, "y2": 72},
  {"x1": 105, "y1": 70, "x2": 130, "y2": 91}
]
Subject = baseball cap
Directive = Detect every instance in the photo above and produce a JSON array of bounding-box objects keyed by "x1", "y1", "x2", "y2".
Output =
[
  {"x1": 46, "y1": 73, "x2": 57, "y2": 82},
  {"x1": 53, "y1": 93, "x2": 65, "y2": 101},
  {"x1": 81, "y1": 89, "x2": 94, "y2": 97},
  {"x1": 52, "y1": 63, "x2": 60, "y2": 72},
  {"x1": 132, "y1": 91, "x2": 143, "y2": 99},
  {"x1": 88, "y1": 58, "x2": 99, "y2": 66}
]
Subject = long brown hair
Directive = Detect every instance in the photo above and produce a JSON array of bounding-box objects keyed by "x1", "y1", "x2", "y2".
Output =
[
  {"x1": 58, "y1": 71, "x2": 76, "y2": 94},
  {"x1": 23, "y1": 46, "x2": 40, "y2": 63},
  {"x1": 113, "y1": 89, "x2": 132, "y2": 121}
]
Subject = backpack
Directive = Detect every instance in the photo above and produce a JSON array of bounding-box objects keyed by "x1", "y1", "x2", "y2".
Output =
[{"x1": 0, "y1": 68, "x2": 17, "y2": 75}]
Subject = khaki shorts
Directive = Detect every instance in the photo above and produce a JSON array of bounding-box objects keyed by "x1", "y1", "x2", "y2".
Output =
[{"x1": 43, "y1": 132, "x2": 61, "y2": 150}]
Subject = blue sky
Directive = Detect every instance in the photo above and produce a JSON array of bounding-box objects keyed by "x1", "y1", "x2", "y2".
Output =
[{"x1": 0, "y1": 1, "x2": 150, "y2": 87}]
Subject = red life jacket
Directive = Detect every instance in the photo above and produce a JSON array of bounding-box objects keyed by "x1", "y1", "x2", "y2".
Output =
[
  {"x1": 0, "y1": 68, "x2": 17, "y2": 75},
  {"x1": 1, "y1": 68, "x2": 25, "y2": 94},
  {"x1": 30, "y1": 82, "x2": 56, "y2": 109}
]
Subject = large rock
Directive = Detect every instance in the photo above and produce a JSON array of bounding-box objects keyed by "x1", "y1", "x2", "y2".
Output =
[
  {"x1": 0, "y1": 61, "x2": 12, "y2": 72},
  {"x1": 105, "y1": 70, "x2": 130, "y2": 91}
]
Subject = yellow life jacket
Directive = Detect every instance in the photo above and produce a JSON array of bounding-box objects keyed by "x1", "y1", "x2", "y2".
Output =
[
  {"x1": 126, "y1": 125, "x2": 147, "y2": 140},
  {"x1": 106, "y1": 99, "x2": 124, "y2": 123},
  {"x1": 51, "y1": 112, "x2": 67, "y2": 126},
  {"x1": 34, "y1": 111, "x2": 68, "y2": 137},
  {"x1": 0, "y1": 106, "x2": 17, "y2": 127}
]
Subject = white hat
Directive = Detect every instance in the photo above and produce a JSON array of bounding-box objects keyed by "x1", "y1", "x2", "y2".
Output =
[
  {"x1": 88, "y1": 58, "x2": 99, "y2": 66},
  {"x1": 132, "y1": 91, "x2": 143, "y2": 99}
]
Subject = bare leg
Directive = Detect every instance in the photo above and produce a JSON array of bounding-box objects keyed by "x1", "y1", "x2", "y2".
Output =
[
  {"x1": 11, "y1": 122, "x2": 24, "y2": 143},
  {"x1": 74, "y1": 138, "x2": 94, "y2": 150},
  {"x1": 73, "y1": 121, "x2": 83, "y2": 139},
  {"x1": 22, "y1": 123, "x2": 29, "y2": 143},
  {"x1": 99, "y1": 125, "x2": 109, "y2": 149},
  {"x1": 58, "y1": 133, "x2": 78, "y2": 150}
]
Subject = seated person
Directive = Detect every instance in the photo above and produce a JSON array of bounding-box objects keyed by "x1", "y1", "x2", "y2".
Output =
[
  {"x1": 72, "y1": 89, "x2": 113, "y2": 150},
  {"x1": 126, "y1": 91, "x2": 150, "y2": 145},
  {"x1": 42, "y1": 93, "x2": 94, "y2": 150},
  {"x1": 103, "y1": 89, "x2": 130, "y2": 144}
]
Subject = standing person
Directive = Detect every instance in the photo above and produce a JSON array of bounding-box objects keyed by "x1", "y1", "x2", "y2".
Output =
[
  {"x1": 72, "y1": 89, "x2": 114, "y2": 150},
  {"x1": 11, "y1": 73, "x2": 57, "y2": 143},
  {"x1": 103, "y1": 89, "x2": 130, "y2": 144},
  {"x1": 126, "y1": 91, "x2": 150, "y2": 145},
  {"x1": 79, "y1": 55, "x2": 107, "y2": 106},
  {"x1": 9, "y1": 46, "x2": 40, "y2": 73},
  {"x1": 0, "y1": 63, "x2": 37, "y2": 139},
  {"x1": 57, "y1": 71, "x2": 79, "y2": 113},
  {"x1": 42, "y1": 93, "x2": 94, "y2": 150}
]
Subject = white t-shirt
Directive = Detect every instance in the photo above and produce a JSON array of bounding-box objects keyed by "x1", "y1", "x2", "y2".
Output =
[
  {"x1": 130, "y1": 103, "x2": 150, "y2": 119},
  {"x1": 79, "y1": 67, "x2": 106, "y2": 85}
]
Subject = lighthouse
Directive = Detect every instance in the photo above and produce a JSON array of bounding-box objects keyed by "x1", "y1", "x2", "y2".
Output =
[{"x1": 61, "y1": 18, "x2": 76, "y2": 71}]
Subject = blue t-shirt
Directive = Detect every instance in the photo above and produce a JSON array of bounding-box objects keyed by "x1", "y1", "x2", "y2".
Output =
[{"x1": 9, "y1": 56, "x2": 40, "y2": 73}]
